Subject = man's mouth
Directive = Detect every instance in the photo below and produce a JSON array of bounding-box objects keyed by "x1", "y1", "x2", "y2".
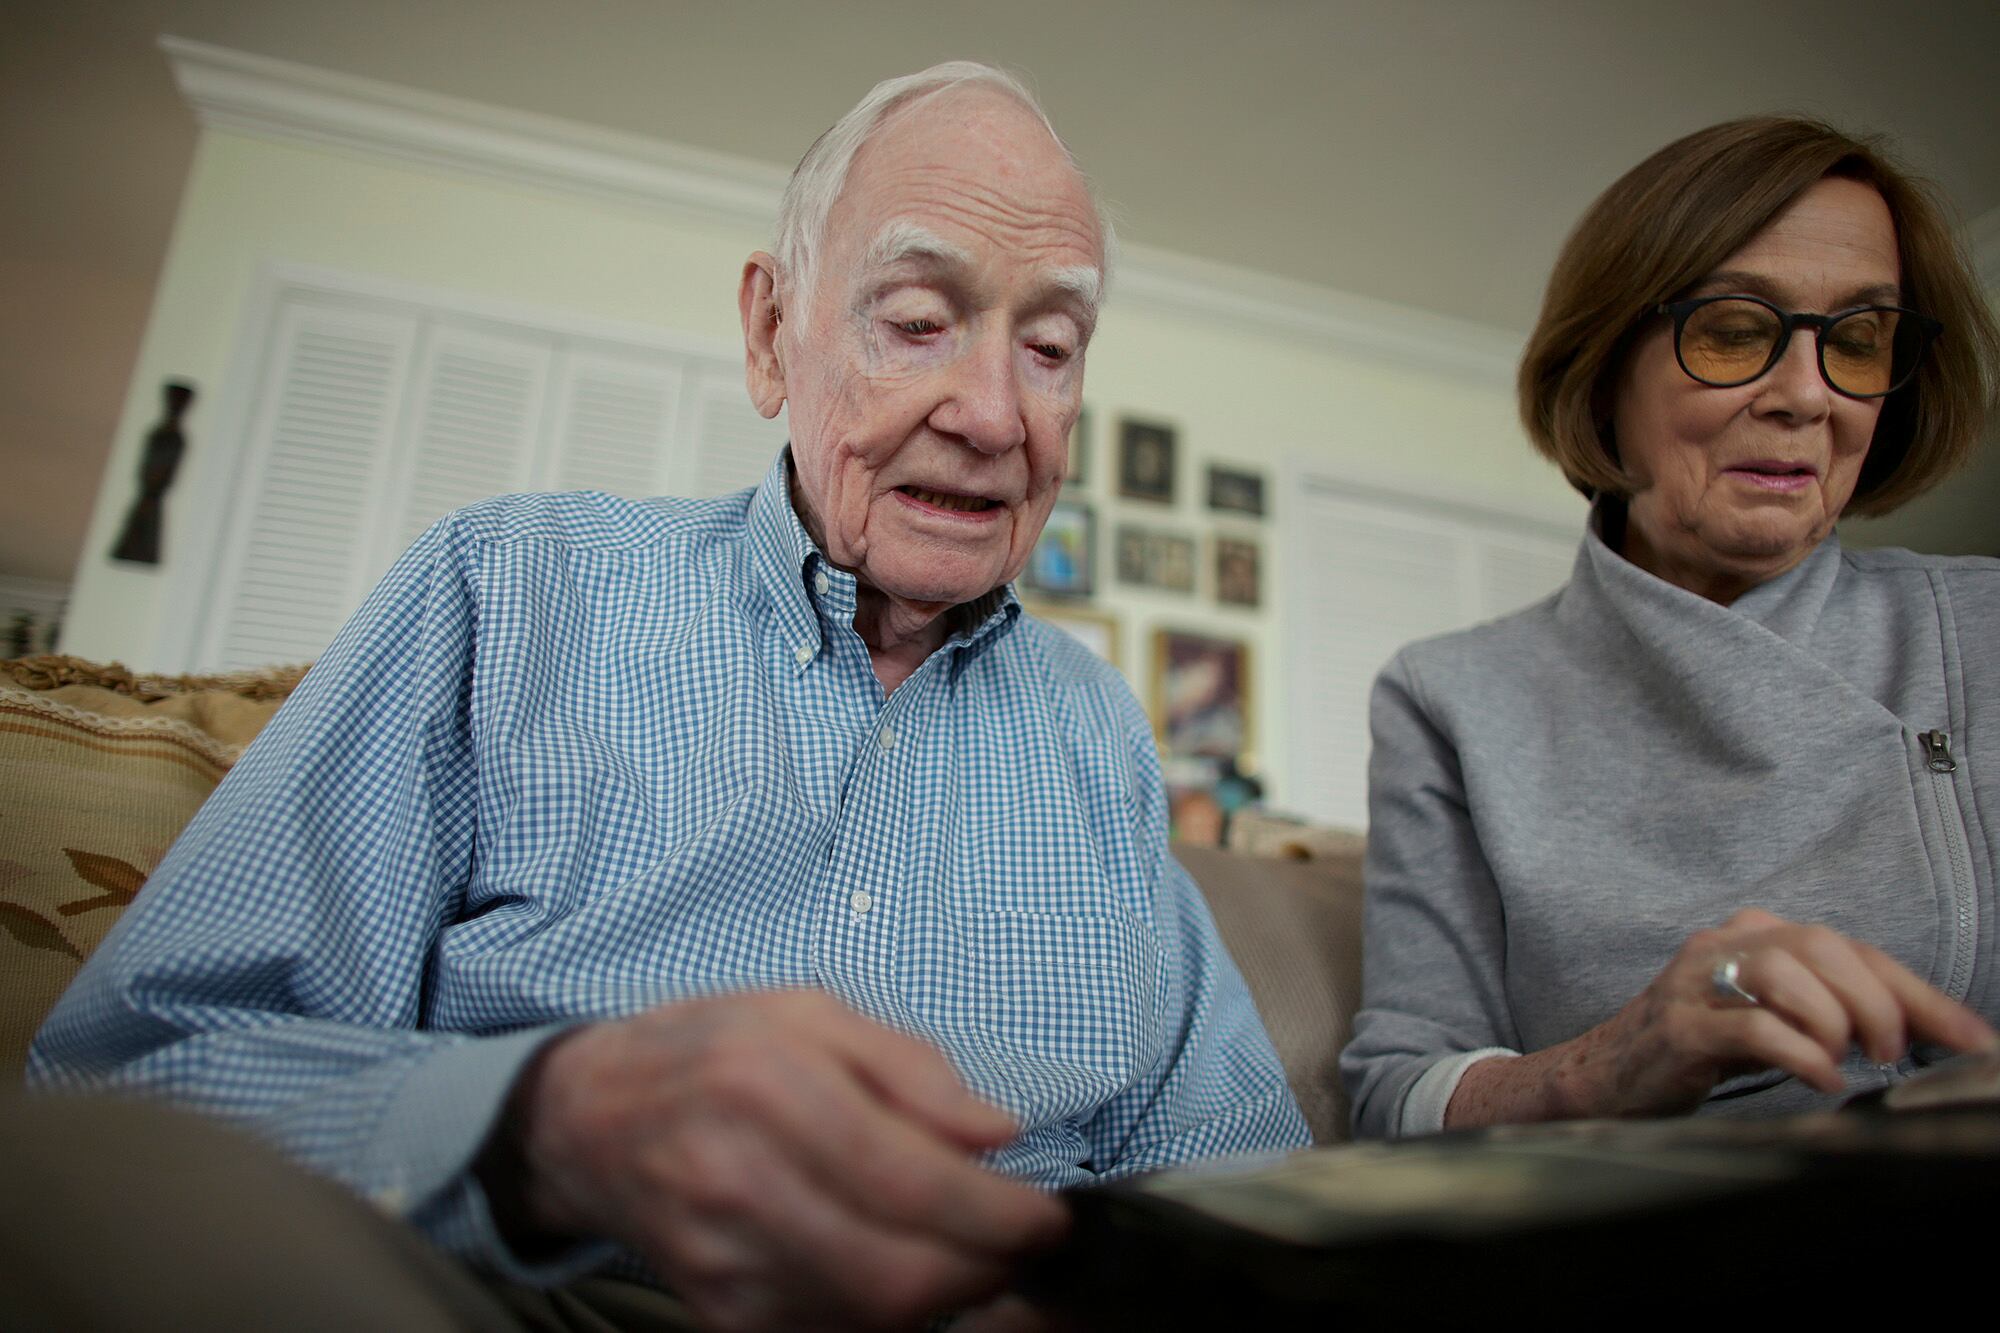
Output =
[{"x1": 898, "y1": 486, "x2": 998, "y2": 514}]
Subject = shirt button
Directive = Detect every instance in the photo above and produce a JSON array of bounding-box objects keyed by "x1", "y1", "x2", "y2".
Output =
[
  {"x1": 877, "y1": 725, "x2": 897, "y2": 751},
  {"x1": 814, "y1": 570, "x2": 831, "y2": 596},
  {"x1": 793, "y1": 643, "x2": 814, "y2": 666},
  {"x1": 850, "y1": 889, "x2": 873, "y2": 915}
]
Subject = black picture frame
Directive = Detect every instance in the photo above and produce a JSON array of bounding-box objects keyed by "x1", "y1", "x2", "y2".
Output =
[
  {"x1": 1215, "y1": 536, "x2": 1261, "y2": 608},
  {"x1": 1206, "y1": 465, "x2": 1266, "y2": 517},
  {"x1": 1065, "y1": 405, "x2": 1091, "y2": 486},
  {"x1": 1117, "y1": 417, "x2": 1177, "y2": 504},
  {"x1": 1114, "y1": 524, "x2": 1196, "y2": 594}
]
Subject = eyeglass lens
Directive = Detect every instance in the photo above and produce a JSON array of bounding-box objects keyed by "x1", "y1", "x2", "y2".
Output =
[{"x1": 1678, "y1": 299, "x2": 1917, "y2": 396}]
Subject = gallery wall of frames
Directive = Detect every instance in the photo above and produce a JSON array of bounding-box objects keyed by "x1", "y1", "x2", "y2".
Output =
[{"x1": 1021, "y1": 409, "x2": 1274, "y2": 837}]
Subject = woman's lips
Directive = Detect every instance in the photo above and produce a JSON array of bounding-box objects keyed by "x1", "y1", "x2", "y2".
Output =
[{"x1": 1723, "y1": 463, "x2": 1816, "y2": 494}]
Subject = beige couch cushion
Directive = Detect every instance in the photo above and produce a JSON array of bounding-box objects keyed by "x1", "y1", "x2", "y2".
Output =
[
  {"x1": 1177, "y1": 842, "x2": 1363, "y2": 1144},
  {"x1": 0, "y1": 657, "x2": 304, "y2": 1083}
]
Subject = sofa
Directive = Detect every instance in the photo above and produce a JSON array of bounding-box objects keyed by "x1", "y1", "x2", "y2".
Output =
[{"x1": 0, "y1": 655, "x2": 1366, "y2": 1144}]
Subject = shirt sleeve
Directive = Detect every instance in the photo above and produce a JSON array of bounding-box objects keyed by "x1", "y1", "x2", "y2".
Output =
[
  {"x1": 1081, "y1": 704, "x2": 1312, "y2": 1176},
  {"x1": 27, "y1": 514, "x2": 605, "y2": 1284},
  {"x1": 1339, "y1": 650, "x2": 1522, "y2": 1140}
]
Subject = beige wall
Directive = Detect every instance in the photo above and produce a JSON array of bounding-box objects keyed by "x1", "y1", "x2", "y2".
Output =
[{"x1": 68, "y1": 128, "x2": 1589, "y2": 801}]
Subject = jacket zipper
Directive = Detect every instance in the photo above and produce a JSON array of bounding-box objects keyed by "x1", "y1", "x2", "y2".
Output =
[{"x1": 1919, "y1": 729, "x2": 1976, "y2": 1003}]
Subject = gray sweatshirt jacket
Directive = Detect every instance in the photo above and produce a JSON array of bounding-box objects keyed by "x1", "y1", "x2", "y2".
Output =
[{"x1": 1341, "y1": 525, "x2": 1998, "y2": 1139}]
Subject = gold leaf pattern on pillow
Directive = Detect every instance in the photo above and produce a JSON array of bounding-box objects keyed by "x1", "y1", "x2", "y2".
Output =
[
  {"x1": 56, "y1": 847, "x2": 148, "y2": 915},
  {"x1": 0, "y1": 901, "x2": 80, "y2": 960}
]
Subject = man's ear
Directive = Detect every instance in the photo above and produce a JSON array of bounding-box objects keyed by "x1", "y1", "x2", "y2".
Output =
[{"x1": 739, "y1": 252, "x2": 787, "y2": 420}]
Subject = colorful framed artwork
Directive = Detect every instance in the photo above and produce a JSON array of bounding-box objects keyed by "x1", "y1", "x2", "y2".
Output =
[
  {"x1": 1026, "y1": 602, "x2": 1119, "y2": 668},
  {"x1": 1021, "y1": 500, "x2": 1095, "y2": 598},
  {"x1": 1114, "y1": 524, "x2": 1196, "y2": 594},
  {"x1": 1207, "y1": 465, "x2": 1266, "y2": 517},
  {"x1": 1151, "y1": 629, "x2": 1251, "y2": 760},
  {"x1": 1065, "y1": 405, "x2": 1091, "y2": 485},
  {"x1": 1116, "y1": 417, "x2": 1177, "y2": 504},
  {"x1": 1215, "y1": 536, "x2": 1261, "y2": 608}
]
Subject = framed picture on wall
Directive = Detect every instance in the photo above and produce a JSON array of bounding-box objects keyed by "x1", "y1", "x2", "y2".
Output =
[
  {"x1": 1215, "y1": 536, "x2": 1261, "y2": 608},
  {"x1": 1116, "y1": 417, "x2": 1177, "y2": 504},
  {"x1": 1021, "y1": 500, "x2": 1095, "y2": 598},
  {"x1": 1065, "y1": 405, "x2": 1091, "y2": 485},
  {"x1": 1026, "y1": 602, "x2": 1119, "y2": 668},
  {"x1": 1114, "y1": 524, "x2": 1196, "y2": 594},
  {"x1": 1151, "y1": 629, "x2": 1251, "y2": 760},
  {"x1": 1206, "y1": 465, "x2": 1266, "y2": 517}
]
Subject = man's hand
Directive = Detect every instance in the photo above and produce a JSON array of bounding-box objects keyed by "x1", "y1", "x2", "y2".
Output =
[{"x1": 495, "y1": 990, "x2": 1069, "y2": 1331}]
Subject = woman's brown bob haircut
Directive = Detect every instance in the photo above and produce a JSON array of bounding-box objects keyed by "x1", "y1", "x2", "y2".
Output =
[{"x1": 1520, "y1": 116, "x2": 2000, "y2": 517}]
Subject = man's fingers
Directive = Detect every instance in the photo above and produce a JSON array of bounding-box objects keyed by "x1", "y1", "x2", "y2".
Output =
[
  {"x1": 807, "y1": 1000, "x2": 1022, "y2": 1150},
  {"x1": 642, "y1": 1111, "x2": 1022, "y2": 1331},
  {"x1": 734, "y1": 1037, "x2": 1069, "y2": 1254}
]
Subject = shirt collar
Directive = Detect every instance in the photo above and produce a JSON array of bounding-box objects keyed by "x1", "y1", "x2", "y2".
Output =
[{"x1": 747, "y1": 447, "x2": 1022, "y2": 658}]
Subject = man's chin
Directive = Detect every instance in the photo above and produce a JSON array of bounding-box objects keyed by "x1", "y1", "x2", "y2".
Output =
[{"x1": 869, "y1": 559, "x2": 1010, "y2": 609}]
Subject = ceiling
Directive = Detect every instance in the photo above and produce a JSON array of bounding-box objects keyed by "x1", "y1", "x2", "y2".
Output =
[{"x1": 7, "y1": 0, "x2": 1999, "y2": 582}]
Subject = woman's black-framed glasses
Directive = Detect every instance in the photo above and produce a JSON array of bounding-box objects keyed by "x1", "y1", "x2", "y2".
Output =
[{"x1": 1655, "y1": 294, "x2": 1942, "y2": 399}]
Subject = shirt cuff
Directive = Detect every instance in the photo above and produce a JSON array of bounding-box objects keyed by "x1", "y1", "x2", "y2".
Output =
[
  {"x1": 1395, "y1": 1047, "x2": 1519, "y2": 1138},
  {"x1": 365, "y1": 1022, "x2": 616, "y2": 1285}
]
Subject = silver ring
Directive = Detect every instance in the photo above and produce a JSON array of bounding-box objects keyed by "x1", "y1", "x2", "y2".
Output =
[{"x1": 1711, "y1": 953, "x2": 1759, "y2": 1006}]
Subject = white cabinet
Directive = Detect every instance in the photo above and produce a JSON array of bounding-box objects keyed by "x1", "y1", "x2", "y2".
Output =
[{"x1": 174, "y1": 270, "x2": 785, "y2": 671}]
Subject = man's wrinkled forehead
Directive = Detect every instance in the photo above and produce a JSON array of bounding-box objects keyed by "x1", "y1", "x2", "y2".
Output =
[{"x1": 859, "y1": 220, "x2": 1103, "y2": 318}]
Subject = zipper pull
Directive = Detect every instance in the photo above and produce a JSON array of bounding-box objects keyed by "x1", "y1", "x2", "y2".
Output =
[{"x1": 1921, "y1": 729, "x2": 1957, "y2": 774}]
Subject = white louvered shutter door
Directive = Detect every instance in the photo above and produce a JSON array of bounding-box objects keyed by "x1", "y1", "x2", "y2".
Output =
[
  {"x1": 384, "y1": 322, "x2": 552, "y2": 565},
  {"x1": 549, "y1": 347, "x2": 681, "y2": 498},
  {"x1": 686, "y1": 367, "x2": 787, "y2": 497},
  {"x1": 1283, "y1": 493, "x2": 1478, "y2": 830},
  {"x1": 205, "y1": 301, "x2": 418, "y2": 669},
  {"x1": 1477, "y1": 535, "x2": 1575, "y2": 620}
]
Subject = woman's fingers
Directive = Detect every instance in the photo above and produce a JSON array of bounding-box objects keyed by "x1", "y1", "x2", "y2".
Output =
[
  {"x1": 1708, "y1": 919, "x2": 1997, "y2": 1072},
  {"x1": 1851, "y1": 939, "x2": 2000, "y2": 1054},
  {"x1": 1736, "y1": 947, "x2": 1857, "y2": 1064},
  {"x1": 1697, "y1": 1005, "x2": 1846, "y2": 1094}
]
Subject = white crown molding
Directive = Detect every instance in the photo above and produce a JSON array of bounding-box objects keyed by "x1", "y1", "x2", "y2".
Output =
[
  {"x1": 1109, "y1": 243, "x2": 1521, "y2": 383},
  {"x1": 161, "y1": 35, "x2": 791, "y2": 229},
  {"x1": 160, "y1": 35, "x2": 1522, "y2": 386}
]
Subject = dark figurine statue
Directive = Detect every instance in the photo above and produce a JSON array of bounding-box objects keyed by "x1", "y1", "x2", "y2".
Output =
[{"x1": 110, "y1": 380, "x2": 196, "y2": 565}]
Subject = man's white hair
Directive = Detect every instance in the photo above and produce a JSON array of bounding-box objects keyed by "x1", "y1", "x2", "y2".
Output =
[{"x1": 772, "y1": 61, "x2": 1117, "y2": 322}]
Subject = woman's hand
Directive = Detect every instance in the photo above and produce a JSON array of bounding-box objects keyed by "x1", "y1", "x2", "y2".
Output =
[{"x1": 1448, "y1": 908, "x2": 1999, "y2": 1127}]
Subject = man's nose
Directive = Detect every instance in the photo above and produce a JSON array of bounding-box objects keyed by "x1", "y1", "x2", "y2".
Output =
[{"x1": 935, "y1": 330, "x2": 1029, "y2": 454}]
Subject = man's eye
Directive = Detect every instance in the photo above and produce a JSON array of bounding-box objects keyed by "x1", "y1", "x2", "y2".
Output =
[
  {"x1": 895, "y1": 319, "x2": 943, "y2": 336},
  {"x1": 1031, "y1": 342, "x2": 1069, "y2": 362}
]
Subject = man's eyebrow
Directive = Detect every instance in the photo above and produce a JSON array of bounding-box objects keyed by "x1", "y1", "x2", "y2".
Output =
[
  {"x1": 863, "y1": 222, "x2": 974, "y2": 274},
  {"x1": 1044, "y1": 264, "x2": 1104, "y2": 325},
  {"x1": 860, "y1": 221, "x2": 1102, "y2": 326}
]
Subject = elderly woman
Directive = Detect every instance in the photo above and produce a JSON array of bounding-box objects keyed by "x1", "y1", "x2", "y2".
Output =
[{"x1": 1341, "y1": 116, "x2": 2000, "y2": 1138}]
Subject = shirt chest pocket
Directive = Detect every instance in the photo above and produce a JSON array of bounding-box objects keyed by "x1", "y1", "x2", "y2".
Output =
[{"x1": 968, "y1": 910, "x2": 1165, "y2": 1091}]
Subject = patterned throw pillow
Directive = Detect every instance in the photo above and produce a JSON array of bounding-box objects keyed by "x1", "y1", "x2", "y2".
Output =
[{"x1": 0, "y1": 657, "x2": 304, "y2": 1083}]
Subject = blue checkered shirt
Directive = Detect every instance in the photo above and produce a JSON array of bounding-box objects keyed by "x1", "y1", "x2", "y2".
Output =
[{"x1": 31, "y1": 451, "x2": 1307, "y2": 1280}]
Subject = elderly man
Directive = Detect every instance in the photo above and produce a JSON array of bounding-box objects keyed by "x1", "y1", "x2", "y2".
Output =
[{"x1": 28, "y1": 62, "x2": 1307, "y2": 1329}]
